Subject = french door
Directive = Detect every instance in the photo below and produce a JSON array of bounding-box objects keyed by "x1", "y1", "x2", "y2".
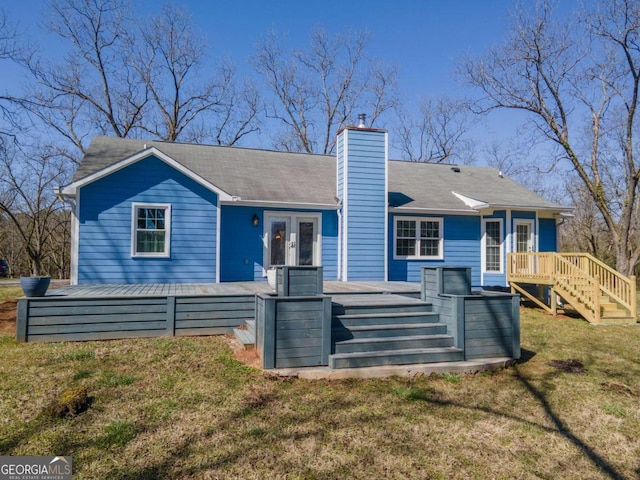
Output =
[
  {"x1": 265, "y1": 213, "x2": 321, "y2": 269},
  {"x1": 515, "y1": 221, "x2": 534, "y2": 253},
  {"x1": 515, "y1": 220, "x2": 535, "y2": 274}
]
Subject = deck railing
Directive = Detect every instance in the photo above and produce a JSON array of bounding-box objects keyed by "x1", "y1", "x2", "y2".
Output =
[{"x1": 508, "y1": 252, "x2": 637, "y2": 323}]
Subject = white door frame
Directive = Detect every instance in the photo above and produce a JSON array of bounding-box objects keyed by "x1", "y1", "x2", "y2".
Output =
[
  {"x1": 263, "y1": 211, "x2": 322, "y2": 275},
  {"x1": 514, "y1": 219, "x2": 535, "y2": 253}
]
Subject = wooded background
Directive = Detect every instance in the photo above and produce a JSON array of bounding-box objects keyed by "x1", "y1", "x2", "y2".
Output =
[{"x1": 1, "y1": 0, "x2": 639, "y2": 278}]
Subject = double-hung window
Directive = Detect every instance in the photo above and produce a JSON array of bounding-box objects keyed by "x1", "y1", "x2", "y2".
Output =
[
  {"x1": 132, "y1": 203, "x2": 171, "y2": 257},
  {"x1": 482, "y1": 219, "x2": 503, "y2": 272},
  {"x1": 394, "y1": 217, "x2": 443, "y2": 259}
]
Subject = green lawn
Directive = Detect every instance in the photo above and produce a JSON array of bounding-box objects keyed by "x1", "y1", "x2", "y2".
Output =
[{"x1": 0, "y1": 295, "x2": 639, "y2": 479}]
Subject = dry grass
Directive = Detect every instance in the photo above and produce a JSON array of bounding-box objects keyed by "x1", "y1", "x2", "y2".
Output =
[
  {"x1": 0, "y1": 286, "x2": 22, "y2": 303},
  {"x1": 0, "y1": 293, "x2": 639, "y2": 479}
]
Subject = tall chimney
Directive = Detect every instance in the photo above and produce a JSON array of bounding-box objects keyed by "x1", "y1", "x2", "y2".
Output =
[{"x1": 336, "y1": 123, "x2": 388, "y2": 281}]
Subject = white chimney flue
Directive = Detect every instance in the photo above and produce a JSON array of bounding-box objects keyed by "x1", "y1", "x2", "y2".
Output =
[{"x1": 357, "y1": 113, "x2": 367, "y2": 128}]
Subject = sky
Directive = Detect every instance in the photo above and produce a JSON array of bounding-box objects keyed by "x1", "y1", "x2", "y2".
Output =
[{"x1": 1, "y1": 0, "x2": 582, "y2": 161}]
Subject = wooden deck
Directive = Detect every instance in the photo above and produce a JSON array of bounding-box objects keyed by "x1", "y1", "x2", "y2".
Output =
[
  {"x1": 17, "y1": 281, "x2": 420, "y2": 343},
  {"x1": 507, "y1": 252, "x2": 637, "y2": 324},
  {"x1": 46, "y1": 281, "x2": 421, "y2": 298}
]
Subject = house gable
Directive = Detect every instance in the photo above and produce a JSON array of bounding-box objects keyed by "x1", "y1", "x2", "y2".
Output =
[
  {"x1": 77, "y1": 155, "x2": 219, "y2": 284},
  {"x1": 61, "y1": 146, "x2": 233, "y2": 202}
]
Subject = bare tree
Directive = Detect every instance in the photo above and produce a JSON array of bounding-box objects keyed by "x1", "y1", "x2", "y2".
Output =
[
  {"x1": 0, "y1": 9, "x2": 32, "y2": 138},
  {"x1": 560, "y1": 182, "x2": 615, "y2": 264},
  {"x1": 0, "y1": 138, "x2": 71, "y2": 276},
  {"x1": 395, "y1": 96, "x2": 475, "y2": 163},
  {"x1": 24, "y1": 0, "x2": 148, "y2": 158},
  {"x1": 135, "y1": 4, "x2": 259, "y2": 144},
  {"x1": 253, "y1": 28, "x2": 398, "y2": 154},
  {"x1": 20, "y1": 0, "x2": 260, "y2": 157},
  {"x1": 460, "y1": 0, "x2": 640, "y2": 276}
]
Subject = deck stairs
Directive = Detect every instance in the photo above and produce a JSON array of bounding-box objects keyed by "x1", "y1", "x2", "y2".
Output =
[
  {"x1": 508, "y1": 252, "x2": 637, "y2": 324},
  {"x1": 328, "y1": 294, "x2": 463, "y2": 369},
  {"x1": 233, "y1": 319, "x2": 256, "y2": 350},
  {"x1": 233, "y1": 293, "x2": 464, "y2": 368}
]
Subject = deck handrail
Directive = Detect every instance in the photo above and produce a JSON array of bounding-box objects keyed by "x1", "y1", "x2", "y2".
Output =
[
  {"x1": 508, "y1": 252, "x2": 636, "y2": 322},
  {"x1": 558, "y1": 253, "x2": 634, "y2": 309},
  {"x1": 553, "y1": 254, "x2": 599, "y2": 322}
]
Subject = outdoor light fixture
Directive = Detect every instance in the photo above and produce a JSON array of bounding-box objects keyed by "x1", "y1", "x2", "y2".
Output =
[{"x1": 252, "y1": 214, "x2": 259, "y2": 226}]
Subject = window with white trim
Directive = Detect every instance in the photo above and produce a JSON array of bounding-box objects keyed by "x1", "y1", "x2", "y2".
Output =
[
  {"x1": 483, "y1": 219, "x2": 503, "y2": 272},
  {"x1": 132, "y1": 203, "x2": 171, "y2": 257},
  {"x1": 394, "y1": 217, "x2": 443, "y2": 259}
]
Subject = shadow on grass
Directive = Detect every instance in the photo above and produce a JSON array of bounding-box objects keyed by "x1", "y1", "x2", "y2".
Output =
[
  {"x1": 401, "y1": 365, "x2": 626, "y2": 480},
  {"x1": 96, "y1": 389, "x2": 359, "y2": 480},
  {"x1": 512, "y1": 365, "x2": 626, "y2": 480},
  {"x1": 517, "y1": 348, "x2": 536, "y2": 364},
  {"x1": 99, "y1": 364, "x2": 630, "y2": 480}
]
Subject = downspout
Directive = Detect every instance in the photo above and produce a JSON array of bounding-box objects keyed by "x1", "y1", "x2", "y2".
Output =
[
  {"x1": 505, "y1": 210, "x2": 512, "y2": 288},
  {"x1": 384, "y1": 131, "x2": 389, "y2": 281},
  {"x1": 535, "y1": 211, "x2": 540, "y2": 252},
  {"x1": 55, "y1": 187, "x2": 78, "y2": 285},
  {"x1": 215, "y1": 202, "x2": 221, "y2": 283},
  {"x1": 555, "y1": 216, "x2": 565, "y2": 252},
  {"x1": 337, "y1": 204, "x2": 343, "y2": 281}
]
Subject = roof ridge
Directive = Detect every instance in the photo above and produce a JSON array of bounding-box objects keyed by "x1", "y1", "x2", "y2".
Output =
[{"x1": 90, "y1": 135, "x2": 334, "y2": 159}]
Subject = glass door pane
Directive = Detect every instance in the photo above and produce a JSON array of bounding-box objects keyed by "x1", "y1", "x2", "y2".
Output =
[
  {"x1": 270, "y1": 219, "x2": 288, "y2": 266},
  {"x1": 297, "y1": 220, "x2": 315, "y2": 266},
  {"x1": 516, "y1": 224, "x2": 531, "y2": 252}
]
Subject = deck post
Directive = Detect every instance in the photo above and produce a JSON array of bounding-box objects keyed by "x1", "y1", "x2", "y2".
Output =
[
  {"x1": 550, "y1": 289, "x2": 557, "y2": 317},
  {"x1": 511, "y1": 295, "x2": 521, "y2": 360},
  {"x1": 166, "y1": 296, "x2": 176, "y2": 336},
  {"x1": 594, "y1": 275, "x2": 600, "y2": 324},
  {"x1": 451, "y1": 296, "x2": 465, "y2": 357},
  {"x1": 321, "y1": 296, "x2": 332, "y2": 365},
  {"x1": 16, "y1": 298, "x2": 28, "y2": 342},
  {"x1": 537, "y1": 285, "x2": 544, "y2": 304},
  {"x1": 262, "y1": 296, "x2": 276, "y2": 369},
  {"x1": 631, "y1": 275, "x2": 637, "y2": 320}
]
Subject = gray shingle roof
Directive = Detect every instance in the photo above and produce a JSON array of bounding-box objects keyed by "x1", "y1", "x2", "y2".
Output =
[
  {"x1": 388, "y1": 161, "x2": 566, "y2": 211},
  {"x1": 72, "y1": 136, "x2": 568, "y2": 212}
]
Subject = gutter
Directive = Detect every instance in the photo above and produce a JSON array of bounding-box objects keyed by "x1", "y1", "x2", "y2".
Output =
[{"x1": 220, "y1": 199, "x2": 341, "y2": 210}]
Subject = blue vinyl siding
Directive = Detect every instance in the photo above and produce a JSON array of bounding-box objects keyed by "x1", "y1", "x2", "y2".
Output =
[
  {"x1": 340, "y1": 129, "x2": 387, "y2": 281},
  {"x1": 539, "y1": 218, "x2": 557, "y2": 251},
  {"x1": 389, "y1": 214, "x2": 481, "y2": 285},
  {"x1": 219, "y1": 206, "x2": 338, "y2": 282},
  {"x1": 78, "y1": 156, "x2": 218, "y2": 284}
]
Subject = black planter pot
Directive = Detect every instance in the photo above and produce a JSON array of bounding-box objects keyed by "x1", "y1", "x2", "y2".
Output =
[{"x1": 20, "y1": 276, "x2": 51, "y2": 297}]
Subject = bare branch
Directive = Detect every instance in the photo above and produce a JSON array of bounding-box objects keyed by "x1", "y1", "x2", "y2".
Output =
[
  {"x1": 253, "y1": 27, "x2": 398, "y2": 154},
  {"x1": 459, "y1": 0, "x2": 640, "y2": 275}
]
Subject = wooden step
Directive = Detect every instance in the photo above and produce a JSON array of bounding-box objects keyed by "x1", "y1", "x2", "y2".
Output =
[
  {"x1": 328, "y1": 346, "x2": 464, "y2": 369},
  {"x1": 332, "y1": 311, "x2": 440, "y2": 327},
  {"x1": 332, "y1": 302, "x2": 431, "y2": 316},
  {"x1": 333, "y1": 334, "x2": 454, "y2": 354},
  {"x1": 331, "y1": 294, "x2": 431, "y2": 316},
  {"x1": 332, "y1": 323, "x2": 447, "y2": 340},
  {"x1": 233, "y1": 328, "x2": 255, "y2": 349},
  {"x1": 596, "y1": 315, "x2": 637, "y2": 325},
  {"x1": 246, "y1": 319, "x2": 256, "y2": 336}
]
